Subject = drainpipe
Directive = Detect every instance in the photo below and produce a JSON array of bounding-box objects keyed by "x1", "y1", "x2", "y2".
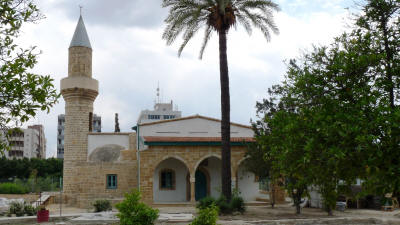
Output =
[{"x1": 136, "y1": 124, "x2": 141, "y2": 191}]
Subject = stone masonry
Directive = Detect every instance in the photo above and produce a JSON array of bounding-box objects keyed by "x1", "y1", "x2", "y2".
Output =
[{"x1": 139, "y1": 145, "x2": 285, "y2": 204}]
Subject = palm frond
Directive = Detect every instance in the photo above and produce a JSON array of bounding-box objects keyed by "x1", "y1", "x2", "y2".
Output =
[
  {"x1": 235, "y1": 11, "x2": 253, "y2": 35},
  {"x1": 199, "y1": 24, "x2": 213, "y2": 59},
  {"x1": 162, "y1": 0, "x2": 280, "y2": 58}
]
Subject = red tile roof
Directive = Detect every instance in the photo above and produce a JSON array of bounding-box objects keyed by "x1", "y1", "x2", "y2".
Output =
[{"x1": 143, "y1": 136, "x2": 255, "y2": 143}]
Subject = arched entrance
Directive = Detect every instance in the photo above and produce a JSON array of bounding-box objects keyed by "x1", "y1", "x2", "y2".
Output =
[
  {"x1": 153, "y1": 157, "x2": 190, "y2": 202},
  {"x1": 195, "y1": 169, "x2": 209, "y2": 200},
  {"x1": 194, "y1": 156, "x2": 221, "y2": 200}
]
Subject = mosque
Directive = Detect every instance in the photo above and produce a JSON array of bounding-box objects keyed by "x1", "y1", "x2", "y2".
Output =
[{"x1": 60, "y1": 15, "x2": 281, "y2": 208}]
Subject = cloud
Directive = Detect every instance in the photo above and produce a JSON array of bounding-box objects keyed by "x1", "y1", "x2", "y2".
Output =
[
  {"x1": 17, "y1": 0, "x2": 355, "y2": 158},
  {"x1": 51, "y1": 0, "x2": 167, "y2": 28}
]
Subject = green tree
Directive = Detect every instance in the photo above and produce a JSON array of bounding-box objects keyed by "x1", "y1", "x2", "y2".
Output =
[
  {"x1": 0, "y1": 0, "x2": 59, "y2": 154},
  {"x1": 253, "y1": 20, "x2": 382, "y2": 215},
  {"x1": 353, "y1": 0, "x2": 400, "y2": 198},
  {"x1": 162, "y1": 0, "x2": 279, "y2": 201}
]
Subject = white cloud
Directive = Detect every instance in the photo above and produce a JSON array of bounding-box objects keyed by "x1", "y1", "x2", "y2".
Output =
[{"x1": 15, "y1": 0, "x2": 355, "y2": 158}]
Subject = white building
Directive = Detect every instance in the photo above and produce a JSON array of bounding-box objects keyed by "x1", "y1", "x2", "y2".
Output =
[
  {"x1": 3, "y1": 125, "x2": 46, "y2": 159},
  {"x1": 136, "y1": 115, "x2": 268, "y2": 202},
  {"x1": 137, "y1": 101, "x2": 182, "y2": 124},
  {"x1": 57, "y1": 114, "x2": 101, "y2": 159}
]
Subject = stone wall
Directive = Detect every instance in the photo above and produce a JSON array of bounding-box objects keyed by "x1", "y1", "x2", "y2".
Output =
[
  {"x1": 64, "y1": 160, "x2": 137, "y2": 208},
  {"x1": 63, "y1": 133, "x2": 138, "y2": 208},
  {"x1": 68, "y1": 46, "x2": 92, "y2": 78},
  {"x1": 139, "y1": 145, "x2": 285, "y2": 204}
]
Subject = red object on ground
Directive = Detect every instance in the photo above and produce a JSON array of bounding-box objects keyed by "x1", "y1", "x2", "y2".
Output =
[{"x1": 37, "y1": 209, "x2": 49, "y2": 223}]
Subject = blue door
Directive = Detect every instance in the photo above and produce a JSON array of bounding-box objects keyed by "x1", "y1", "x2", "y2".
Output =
[{"x1": 195, "y1": 170, "x2": 207, "y2": 201}]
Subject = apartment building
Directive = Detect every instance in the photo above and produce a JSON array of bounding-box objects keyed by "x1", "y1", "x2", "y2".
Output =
[{"x1": 57, "y1": 114, "x2": 101, "y2": 159}]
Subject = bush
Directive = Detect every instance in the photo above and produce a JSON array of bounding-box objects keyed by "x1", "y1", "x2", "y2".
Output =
[
  {"x1": 116, "y1": 189, "x2": 159, "y2": 225},
  {"x1": 230, "y1": 195, "x2": 245, "y2": 213},
  {"x1": 23, "y1": 204, "x2": 37, "y2": 216},
  {"x1": 215, "y1": 196, "x2": 232, "y2": 214},
  {"x1": 9, "y1": 201, "x2": 24, "y2": 217},
  {"x1": 93, "y1": 199, "x2": 112, "y2": 212},
  {"x1": 197, "y1": 196, "x2": 216, "y2": 210},
  {"x1": 190, "y1": 204, "x2": 219, "y2": 225},
  {"x1": 0, "y1": 183, "x2": 28, "y2": 194}
]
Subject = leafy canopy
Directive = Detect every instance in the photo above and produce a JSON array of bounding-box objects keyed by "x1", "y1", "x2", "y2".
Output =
[
  {"x1": 0, "y1": 0, "x2": 59, "y2": 138},
  {"x1": 162, "y1": 0, "x2": 280, "y2": 58},
  {"x1": 250, "y1": 0, "x2": 400, "y2": 215}
]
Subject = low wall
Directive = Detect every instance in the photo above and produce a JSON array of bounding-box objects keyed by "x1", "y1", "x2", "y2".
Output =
[{"x1": 0, "y1": 194, "x2": 39, "y2": 203}]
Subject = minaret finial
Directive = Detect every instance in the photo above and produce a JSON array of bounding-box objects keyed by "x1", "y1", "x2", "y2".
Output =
[{"x1": 79, "y1": 5, "x2": 83, "y2": 16}]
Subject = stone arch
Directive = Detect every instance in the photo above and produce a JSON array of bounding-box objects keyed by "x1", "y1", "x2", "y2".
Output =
[
  {"x1": 236, "y1": 156, "x2": 265, "y2": 202},
  {"x1": 152, "y1": 156, "x2": 191, "y2": 203},
  {"x1": 193, "y1": 154, "x2": 221, "y2": 176},
  {"x1": 152, "y1": 155, "x2": 191, "y2": 176},
  {"x1": 194, "y1": 155, "x2": 222, "y2": 199},
  {"x1": 234, "y1": 157, "x2": 249, "y2": 176}
]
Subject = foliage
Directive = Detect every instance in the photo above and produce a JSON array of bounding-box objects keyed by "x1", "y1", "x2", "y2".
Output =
[
  {"x1": 0, "y1": 0, "x2": 60, "y2": 155},
  {"x1": 23, "y1": 204, "x2": 37, "y2": 216},
  {"x1": 190, "y1": 204, "x2": 219, "y2": 225},
  {"x1": 196, "y1": 194, "x2": 245, "y2": 214},
  {"x1": 8, "y1": 201, "x2": 24, "y2": 217},
  {"x1": 8, "y1": 201, "x2": 37, "y2": 216},
  {"x1": 197, "y1": 196, "x2": 216, "y2": 210},
  {"x1": 230, "y1": 195, "x2": 245, "y2": 213},
  {"x1": 250, "y1": 0, "x2": 400, "y2": 215},
  {"x1": 162, "y1": 0, "x2": 280, "y2": 201},
  {"x1": 93, "y1": 199, "x2": 112, "y2": 212},
  {"x1": 116, "y1": 189, "x2": 159, "y2": 225},
  {"x1": 0, "y1": 157, "x2": 63, "y2": 179},
  {"x1": 0, "y1": 182, "x2": 28, "y2": 194}
]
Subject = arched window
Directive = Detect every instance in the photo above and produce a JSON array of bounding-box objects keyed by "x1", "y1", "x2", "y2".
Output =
[{"x1": 160, "y1": 169, "x2": 175, "y2": 190}]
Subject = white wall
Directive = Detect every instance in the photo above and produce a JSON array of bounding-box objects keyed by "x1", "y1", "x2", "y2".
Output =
[
  {"x1": 140, "y1": 117, "x2": 253, "y2": 138},
  {"x1": 23, "y1": 129, "x2": 39, "y2": 158},
  {"x1": 153, "y1": 158, "x2": 189, "y2": 202},
  {"x1": 87, "y1": 134, "x2": 129, "y2": 156},
  {"x1": 237, "y1": 164, "x2": 269, "y2": 202},
  {"x1": 197, "y1": 157, "x2": 221, "y2": 198}
]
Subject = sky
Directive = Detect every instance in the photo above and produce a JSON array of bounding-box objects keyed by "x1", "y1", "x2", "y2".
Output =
[{"x1": 17, "y1": 0, "x2": 358, "y2": 158}]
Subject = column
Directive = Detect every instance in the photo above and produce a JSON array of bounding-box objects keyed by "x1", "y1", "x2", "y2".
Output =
[{"x1": 190, "y1": 176, "x2": 195, "y2": 203}]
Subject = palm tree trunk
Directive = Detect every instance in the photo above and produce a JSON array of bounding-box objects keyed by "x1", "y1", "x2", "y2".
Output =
[{"x1": 219, "y1": 29, "x2": 232, "y2": 202}]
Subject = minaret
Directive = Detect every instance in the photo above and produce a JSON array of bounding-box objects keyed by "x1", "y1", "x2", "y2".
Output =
[{"x1": 61, "y1": 14, "x2": 98, "y2": 198}]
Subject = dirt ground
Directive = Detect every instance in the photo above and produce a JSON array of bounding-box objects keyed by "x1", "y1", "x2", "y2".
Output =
[
  {"x1": 1, "y1": 203, "x2": 399, "y2": 224},
  {"x1": 45, "y1": 203, "x2": 400, "y2": 223}
]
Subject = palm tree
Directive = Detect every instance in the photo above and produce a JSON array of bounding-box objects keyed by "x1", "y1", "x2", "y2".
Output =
[{"x1": 162, "y1": 0, "x2": 280, "y2": 201}]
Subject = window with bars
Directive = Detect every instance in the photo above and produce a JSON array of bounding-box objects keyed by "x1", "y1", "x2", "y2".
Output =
[
  {"x1": 160, "y1": 169, "x2": 175, "y2": 190},
  {"x1": 106, "y1": 174, "x2": 117, "y2": 189}
]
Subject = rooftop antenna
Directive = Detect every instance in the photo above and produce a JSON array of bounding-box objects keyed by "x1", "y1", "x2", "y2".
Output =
[{"x1": 156, "y1": 82, "x2": 160, "y2": 104}]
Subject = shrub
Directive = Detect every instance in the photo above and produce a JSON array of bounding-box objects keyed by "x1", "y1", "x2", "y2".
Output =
[
  {"x1": 230, "y1": 195, "x2": 245, "y2": 213},
  {"x1": 116, "y1": 189, "x2": 159, "y2": 225},
  {"x1": 23, "y1": 204, "x2": 37, "y2": 216},
  {"x1": 0, "y1": 183, "x2": 28, "y2": 194},
  {"x1": 215, "y1": 196, "x2": 232, "y2": 214},
  {"x1": 190, "y1": 204, "x2": 219, "y2": 225},
  {"x1": 197, "y1": 196, "x2": 216, "y2": 210},
  {"x1": 9, "y1": 201, "x2": 24, "y2": 217},
  {"x1": 93, "y1": 199, "x2": 112, "y2": 212}
]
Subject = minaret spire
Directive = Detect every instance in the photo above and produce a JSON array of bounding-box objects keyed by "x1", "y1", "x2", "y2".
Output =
[{"x1": 69, "y1": 10, "x2": 92, "y2": 49}]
